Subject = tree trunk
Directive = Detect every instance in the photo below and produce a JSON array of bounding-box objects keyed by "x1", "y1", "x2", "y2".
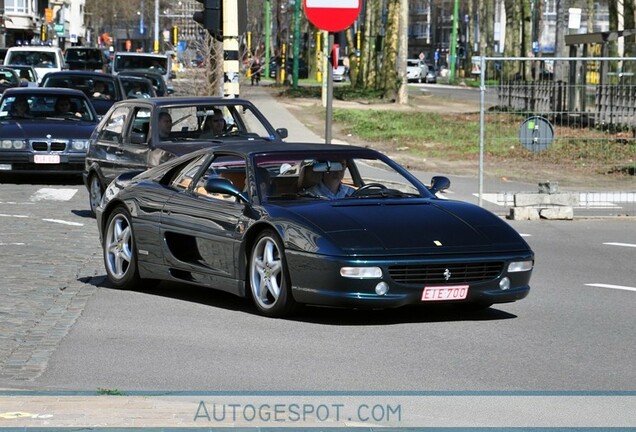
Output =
[
  {"x1": 396, "y1": 0, "x2": 408, "y2": 104},
  {"x1": 503, "y1": 0, "x2": 519, "y2": 80},
  {"x1": 356, "y1": 0, "x2": 377, "y2": 88},
  {"x1": 522, "y1": 0, "x2": 532, "y2": 80},
  {"x1": 382, "y1": 0, "x2": 399, "y2": 100},
  {"x1": 554, "y1": 0, "x2": 568, "y2": 82}
]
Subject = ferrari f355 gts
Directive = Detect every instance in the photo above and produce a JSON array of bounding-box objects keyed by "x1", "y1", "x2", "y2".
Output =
[{"x1": 97, "y1": 142, "x2": 534, "y2": 317}]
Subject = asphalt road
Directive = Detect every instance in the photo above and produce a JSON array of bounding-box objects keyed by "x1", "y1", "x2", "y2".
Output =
[{"x1": 1, "y1": 178, "x2": 634, "y2": 392}]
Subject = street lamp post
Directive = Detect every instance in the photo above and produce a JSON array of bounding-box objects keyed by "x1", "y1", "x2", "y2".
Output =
[{"x1": 154, "y1": 0, "x2": 159, "y2": 53}]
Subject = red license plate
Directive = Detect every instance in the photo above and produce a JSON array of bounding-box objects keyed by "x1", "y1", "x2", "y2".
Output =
[{"x1": 422, "y1": 285, "x2": 469, "y2": 301}]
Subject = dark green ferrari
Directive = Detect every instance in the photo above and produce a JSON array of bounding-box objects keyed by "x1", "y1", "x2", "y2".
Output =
[{"x1": 97, "y1": 142, "x2": 534, "y2": 318}]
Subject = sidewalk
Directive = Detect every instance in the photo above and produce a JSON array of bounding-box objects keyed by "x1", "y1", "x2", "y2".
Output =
[{"x1": 240, "y1": 83, "x2": 325, "y2": 143}]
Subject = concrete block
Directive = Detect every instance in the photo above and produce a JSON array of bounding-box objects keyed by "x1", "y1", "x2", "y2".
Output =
[
  {"x1": 538, "y1": 181, "x2": 559, "y2": 194},
  {"x1": 540, "y1": 207, "x2": 574, "y2": 220},
  {"x1": 508, "y1": 207, "x2": 541, "y2": 220},
  {"x1": 514, "y1": 192, "x2": 579, "y2": 207}
]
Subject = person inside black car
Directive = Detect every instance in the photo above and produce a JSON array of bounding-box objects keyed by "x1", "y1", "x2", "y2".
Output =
[
  {"x1": 92, "y1": 81, "x2": 111, "y2": 100},
  {"x1": 201, "y1": 108, "x2": 226, "y2": 138},
  {"x1": 9, "y1": 96, "x2": 32, "y2": 118},
  {"x1": 158, "y1": 111, "x2": 173, "y2": 139},
  {"x1": 54, "y1": 97, "x2": 82, "y2": 118}
]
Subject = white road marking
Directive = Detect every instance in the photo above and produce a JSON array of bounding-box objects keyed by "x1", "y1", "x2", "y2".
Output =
[
  {"x1": 42, "y1": 219, "x2": 84, "y2": 226},
  {"x1": 585, "y1": 283, "x2": 636, "y2": 293},
  {"x1": 30, "y1": 188, "x2": 78, "y2": 201},
  {"x1": 603, "y1": 242, "x2": 636, "y2": 248},
  {"x1": 0, "y1": 242, "x2": 25, "y2": 246},
  {"x1": 0, "y1": 213, "x2": 29, "y2": 218},
  {"x1": 520, "y1": 233, "x2": 531, "y2": 237}
]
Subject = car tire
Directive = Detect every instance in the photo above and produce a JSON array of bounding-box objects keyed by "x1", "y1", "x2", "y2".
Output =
[
  {"x1": 103, "y1": 205, "x2": 142, "y2": 290},
  {"x1": 88, "y1": 174, "x2": 103, "y2": 218},
  {"x1": 249, "y1": 230, "x2": 297, "y2": 317}
]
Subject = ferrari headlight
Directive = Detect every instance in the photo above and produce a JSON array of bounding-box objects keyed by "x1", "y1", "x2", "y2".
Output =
[
  {"x1": 340, "y1": 267, "x2": 382, "y2": 279},
  {"x1": 508, "y1": 260, "x2": 533, "y2": 272},
  {"x1": 71, "y1": 139, "x2": 90, "y2": 151}
]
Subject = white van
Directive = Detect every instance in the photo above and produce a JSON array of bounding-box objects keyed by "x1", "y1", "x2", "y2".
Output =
[
  {"x1": 4, "y1": 46, "x2": 67, "y2": 84},
  {"x1": 111, "y1": 52, "x2": 172, "y2": 83}
]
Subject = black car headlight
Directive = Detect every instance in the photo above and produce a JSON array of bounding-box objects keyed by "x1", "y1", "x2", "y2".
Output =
[
  {"x1": 1, "y1": 139, "x2": 26, "y2": 150},
  {"x1": 70, "y1": 139, "x2": 90, "y2": 152}
]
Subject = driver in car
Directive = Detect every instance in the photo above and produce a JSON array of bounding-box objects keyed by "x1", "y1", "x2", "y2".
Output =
[{"x1": 307, "y1": 160, "x2": 354, "y2": 199}]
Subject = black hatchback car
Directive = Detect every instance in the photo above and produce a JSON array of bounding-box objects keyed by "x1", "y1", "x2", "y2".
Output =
[
  {"x1": 83, "y1": 96, "x2": 289, "y2": 216},
  {"x1": 64, "y1": 47, "x2": 110, "y2": 72},
  {"x1": 40, "y1": 70, "x2": 126, "y2": 116}
]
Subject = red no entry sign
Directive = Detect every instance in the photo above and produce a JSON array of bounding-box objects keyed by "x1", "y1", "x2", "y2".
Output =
[{"x1": 303, "y1": 0, "x2": 362, "y2": 32}]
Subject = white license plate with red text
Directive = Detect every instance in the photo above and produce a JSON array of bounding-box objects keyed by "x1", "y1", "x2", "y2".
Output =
[
  {"x1": 34, "y1": 154, "x2": 60, "y2": 164},
  {"x1": 421, "y1": 285, "x2": 469, "y2": 301}
]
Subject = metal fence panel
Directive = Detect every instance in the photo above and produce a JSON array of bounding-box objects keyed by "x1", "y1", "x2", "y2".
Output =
[{"x1": 479, "y1": 57, "x2": 636, "y2": 217}]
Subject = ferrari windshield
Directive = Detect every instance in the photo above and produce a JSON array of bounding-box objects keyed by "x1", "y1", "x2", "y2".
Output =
[{"x1": 253, "y1": 151, "x2": 430, "y2": 201}]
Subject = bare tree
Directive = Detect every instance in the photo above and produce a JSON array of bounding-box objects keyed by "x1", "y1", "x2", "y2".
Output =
[
  {"x1": 180, "y1": 32, "x2": 224, "y2": 96},
  {"x1": 397, "y1": 0, "x2": 409, "y2": 104},
  {"x1": 381, "y1": 0, "x2": 400, "y2": 99},
  {"x1": 554, "y1": 0, "x2": 568, "y2": 82}
]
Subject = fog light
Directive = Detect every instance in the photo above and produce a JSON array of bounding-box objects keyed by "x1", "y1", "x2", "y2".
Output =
[
  {"x1": 499, "y1": 277, "x2": 511, "y2": 290},
  {"x1": 375, "y1": 282, "x2": 389, "y2": 296}
]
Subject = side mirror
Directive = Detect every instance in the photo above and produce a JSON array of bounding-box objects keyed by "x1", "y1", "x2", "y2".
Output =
[
  {"x1": 276, "y1": 128, "x2": 288, "y2": 139},
  {"x1": 429, "y1": 176, "x2": 450, "y2": 194},
  {"x1": 204, "y1": 177, "x2": 248, "y2": 202},
  {"x1": 166, "y1": 87, "x2": 175, "y2": 95},
  {"x1": 130, "y1": 131, "x2": 146, "y2": 144}
]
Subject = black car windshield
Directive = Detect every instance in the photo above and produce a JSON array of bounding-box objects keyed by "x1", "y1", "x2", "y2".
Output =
[
  {"x1": 158, "y1": 103, "x2": 278, "y2": 141},
  {"x1": 253, "y1": 152, "x2": 428, "y2": 201},
  {"x1": 114, "y1": 55, "x2": 167, "y2": 74},
  {"x1": 0, "y1": 94, "x2": 96, "y2": 122}
]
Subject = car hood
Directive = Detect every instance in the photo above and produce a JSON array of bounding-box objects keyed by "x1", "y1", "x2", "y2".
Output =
[
  {"x1": 155, "y1": 141, "x2": 216, "y2": 157},
  {"x1": 278, "y1": 199, "x2": 530, "y2": 255},
  {"x1": 155, "y1": 137, "x2": 277, "y2": 157},
  {"x1": 0, "y1": 118, "x2": 97, "y2": 139}
]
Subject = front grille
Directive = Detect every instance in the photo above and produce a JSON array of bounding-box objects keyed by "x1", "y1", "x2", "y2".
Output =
[
  {"x1": 31, "y1": 140, "x2": 67, "y2": 152},
  {"x1": 388, "y1": 262, "x2": 504, "y2": 285},
  {"x1": 50, "y1": 141, "x2": 66, "y2": 151}
]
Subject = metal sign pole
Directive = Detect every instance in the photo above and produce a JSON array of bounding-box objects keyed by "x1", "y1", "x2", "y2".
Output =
[
  {"x1": 325, "y1": 32, "x2": 334, "y2": 144},
  {"x1": 223, "y1": 0, "x2": 239, "y2": 98}
]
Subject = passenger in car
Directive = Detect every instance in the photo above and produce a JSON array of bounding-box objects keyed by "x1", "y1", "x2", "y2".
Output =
[
  {"x1": 54, "y1": 97, "x2": 81, "y2": 118},
  {"x1": 201, "y1": 108, "x2": 226, "y2": 138},
  {"x1": 92, "y1": 81, "x2": 111, "y2": 100},
  {"x1": 158, "y1": 111, "x2": 173, "y2": 139},
  {"x1": 254, "y1": 167, "x2": 271, "y2": 201}
]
